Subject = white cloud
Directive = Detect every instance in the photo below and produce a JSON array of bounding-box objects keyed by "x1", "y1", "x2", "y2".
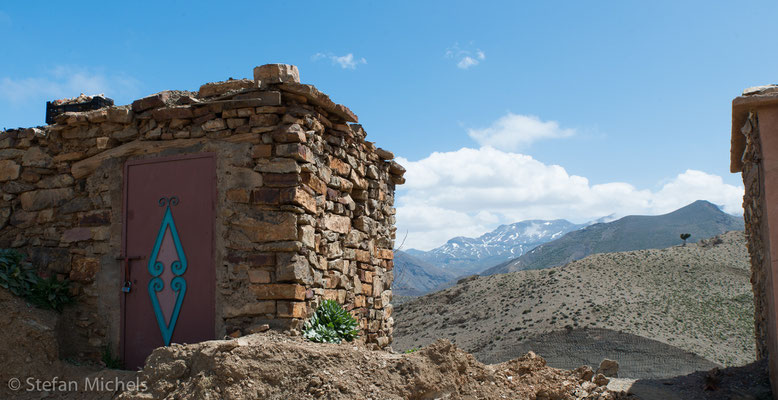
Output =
[
  {"x1": 312, "y1": 52, "x2": 367, "y2": 69},
  {"x1": 457, "y1": 56, "x2": 479, "y2": 69},
  {"x1": 0, "y1": 65, "x2": 141, "y2": 104},
  {"x1": 396, "y1": 147, "x2": 744, "y2": 250},
  {"x1": 446, "y1": 42, "x2": 485, "y2": 69},
  {"x1": 468, "y1": 113, "x2": 575, "y2": 150}
]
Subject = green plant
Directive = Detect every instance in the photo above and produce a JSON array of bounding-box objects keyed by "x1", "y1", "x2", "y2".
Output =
[
  {"x1": 0, "y1": 249, "x2": 38, "y2": 296},
  {"x1": 27, "y1": 275, "x2": 73, "y2": 312},
  {"x1": 404, "y1": 347, "x2": 420, "y2": 354},
  {"x1": 303, "y1": 299, "x2": 360, "y2": 344},
  {"x1": 101, "y1": 344, "x2": 124, "y2": 370},
  {"x1": 0, "y1": 249, "x2": 74, "y2": 312},
  {"x1": 680, "y1": 233, "x2": 691, "y2": 246}
]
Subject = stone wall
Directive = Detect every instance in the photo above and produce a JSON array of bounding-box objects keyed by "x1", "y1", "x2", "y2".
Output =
[
  {"x1": 732, "y1": 85, "x2": 778, "y2": 394},
  {"x1": 0, "y1": 64, "x2": 405, "y2": 361},
  {"x1": 739, "y1": 111, "x2": 770, "y2": 359}
]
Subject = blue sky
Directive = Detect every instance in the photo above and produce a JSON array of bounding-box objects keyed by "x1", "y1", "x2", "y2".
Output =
[{"x1": 1, "y1": 1, "x2": 775, "y2": 249}]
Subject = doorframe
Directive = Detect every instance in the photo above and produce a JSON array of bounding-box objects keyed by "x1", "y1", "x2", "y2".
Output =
[{"x1": 119, "y1": 152, "x2": 217, "y2": 365}]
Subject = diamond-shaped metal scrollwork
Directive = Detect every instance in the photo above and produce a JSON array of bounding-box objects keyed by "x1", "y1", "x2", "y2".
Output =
[{"x1": 147, "y1": 196, "x2": 187, "y2": 346}]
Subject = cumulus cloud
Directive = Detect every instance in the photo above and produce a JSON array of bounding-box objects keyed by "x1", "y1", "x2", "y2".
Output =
[
  {"x1": 0, "y1": 65, "x2": 141, "y2": 104},
  {"x1": 395, "y1": 147, "x2": 744, "y2": 250},
  {"x1": 468, "y1": 113, "x2": 575, "y2": 151},
  {"x1": 312, "y1": 52, "x2": 367, "y2": 69},
  {"x1": 446, "y1": 43, "x2": 485, "y2": 70}
]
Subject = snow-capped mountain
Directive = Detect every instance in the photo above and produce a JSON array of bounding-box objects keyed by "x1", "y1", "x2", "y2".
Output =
[
  {"x1": 407, "y1": 219, "x2": 583, "y2": 276},
  {"x1": 481, "y1": 200, "x2": 744, "y2": 276}
]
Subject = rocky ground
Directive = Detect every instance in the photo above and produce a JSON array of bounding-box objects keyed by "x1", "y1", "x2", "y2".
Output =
[
  {"x1": 117, "y1": 333, "x2": 633, "y2": 400},
  {"x1": 394, "y1": 231, "x2": 755, "y2": 371},
  {"x1": 0, "y1": 285, "x2": 630, "y2": 400}
]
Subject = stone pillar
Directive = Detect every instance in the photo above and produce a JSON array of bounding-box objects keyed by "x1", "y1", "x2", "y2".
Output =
[{"x1": 731, "y1": 85, "x2": 778, "y2": 394}]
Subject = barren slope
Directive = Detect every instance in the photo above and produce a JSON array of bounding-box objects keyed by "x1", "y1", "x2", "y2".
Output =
[{"x1": 394, "y1": 231, "x2": 754, "y2": 373}]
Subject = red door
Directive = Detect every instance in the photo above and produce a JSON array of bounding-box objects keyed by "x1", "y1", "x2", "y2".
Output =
[{"x1": 122, "y1": 154, "x2": 216, "y2": 370}]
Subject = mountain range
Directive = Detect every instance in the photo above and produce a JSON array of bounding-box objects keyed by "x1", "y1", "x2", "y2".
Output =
[
  {"x1": 393, "y1": 200, "x2": 744, "y2": 295},
  {"x1": 406, "y1": 219, "x2": 582, "y2": 275},
  {"x1": 392, "y1": 251, "x2": 457, "y2": 296},
  {"x1": 393, "y1": 231, "x2": 754, "y2": 376},
  {"x1": 482, "y1": 200, "x2": 744, "y2": 275}
]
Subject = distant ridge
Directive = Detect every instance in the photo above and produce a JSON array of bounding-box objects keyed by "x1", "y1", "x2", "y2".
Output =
[
  {"x1": 482, "y1": 200, "x2": 743, "y2": 275},
  {"x1": 392, "y1": 250, "x2": 457, "y2": 296},
  {"x1": 408, "y1": 219, "x2": 582, "y2": 276}
]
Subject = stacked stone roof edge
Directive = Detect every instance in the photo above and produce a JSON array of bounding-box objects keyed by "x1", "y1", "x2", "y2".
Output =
[{"x1": 731, "y1": 85, "x2": 778, "y2": 173}]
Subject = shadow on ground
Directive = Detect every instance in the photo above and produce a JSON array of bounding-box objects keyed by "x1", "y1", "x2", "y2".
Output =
[
  {"x1": 479, "y1": 328, "x2": 721, "y2": 379},
  {"x1": 618, "y1": 358, "x2": 771, "y2": 400}
]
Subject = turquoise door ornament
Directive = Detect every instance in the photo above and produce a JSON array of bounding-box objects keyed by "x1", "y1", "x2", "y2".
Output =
[{"x1": 148, "y1": 196, "x2": 187, "y2": 346}]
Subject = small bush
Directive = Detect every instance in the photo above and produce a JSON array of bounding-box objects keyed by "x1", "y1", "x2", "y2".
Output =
[
  {"x1": 27, "y1": 275, "x2": 73, "y2": 312},
  {"x1": 0, "y1": 249, "x2": 38, "y2": 296},
  {"x1": 0, "y1": 249, "x2": 73, "y2": 312},
  {"x1": 303, "y1": 300, "x2": 360, "y2": 344}
]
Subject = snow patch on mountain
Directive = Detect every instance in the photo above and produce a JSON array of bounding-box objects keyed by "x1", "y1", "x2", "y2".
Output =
[{"x1": 408, "y1": 219, "x2": 583, "y2": 275}]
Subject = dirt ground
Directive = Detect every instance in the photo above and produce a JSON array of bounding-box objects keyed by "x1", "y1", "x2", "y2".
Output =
[
  {"x1": 0, "y1": 289, "x2": 136, "y2": 400},
  {"x1": 117, "y1": 333, "x2": 632, "y2": 400},
  {"x1": 0, "y1": 252, "x2": 771, "y2": 400},
  {"x1": 608, "y1": 359, "x2": 772, "y2": 400}
]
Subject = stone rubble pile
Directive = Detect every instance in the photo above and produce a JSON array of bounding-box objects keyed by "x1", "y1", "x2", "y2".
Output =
[{"x1": 50, "y1": 93, "x2": 108, "y2": 105}]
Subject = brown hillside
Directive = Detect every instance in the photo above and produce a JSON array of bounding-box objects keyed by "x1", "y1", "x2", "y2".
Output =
[{"x1": 394, "y1": 231, "x2": 755, "y2": 373}]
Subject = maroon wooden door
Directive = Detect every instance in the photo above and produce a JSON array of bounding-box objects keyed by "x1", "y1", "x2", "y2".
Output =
[{"x1": 122, "y1": 154, "x2": 216, "y2": 370}]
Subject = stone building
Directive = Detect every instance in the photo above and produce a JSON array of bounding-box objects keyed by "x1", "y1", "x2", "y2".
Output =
[
  {"x1": 0, "y1": 64, "x2": 405, "y2": 369},
  {"x1": 730, "y1": 84, "x2": 778, "y2": 393}
]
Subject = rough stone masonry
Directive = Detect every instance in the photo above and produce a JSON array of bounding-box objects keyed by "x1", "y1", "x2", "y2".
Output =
[
  {"x1": 731, "y1": 84, "x2": 778, "y2": 394},
  {"x1": 0, "y1": 64, "x2": 405, "y2": 361}
]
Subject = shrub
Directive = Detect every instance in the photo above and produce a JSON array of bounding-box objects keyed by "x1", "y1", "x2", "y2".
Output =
[
  {"x1": 0, "y1": 249, "x2": 38, "y2": 296},
  {"x1": 303, "y1": 300, "x2": 360, "y2": 344},
  {"x1": 27, "y1": 275, "x2": 73, "y2": 312},
  {"x1": 0, "y1": 249, "x2": 73, "y2": 312}
]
